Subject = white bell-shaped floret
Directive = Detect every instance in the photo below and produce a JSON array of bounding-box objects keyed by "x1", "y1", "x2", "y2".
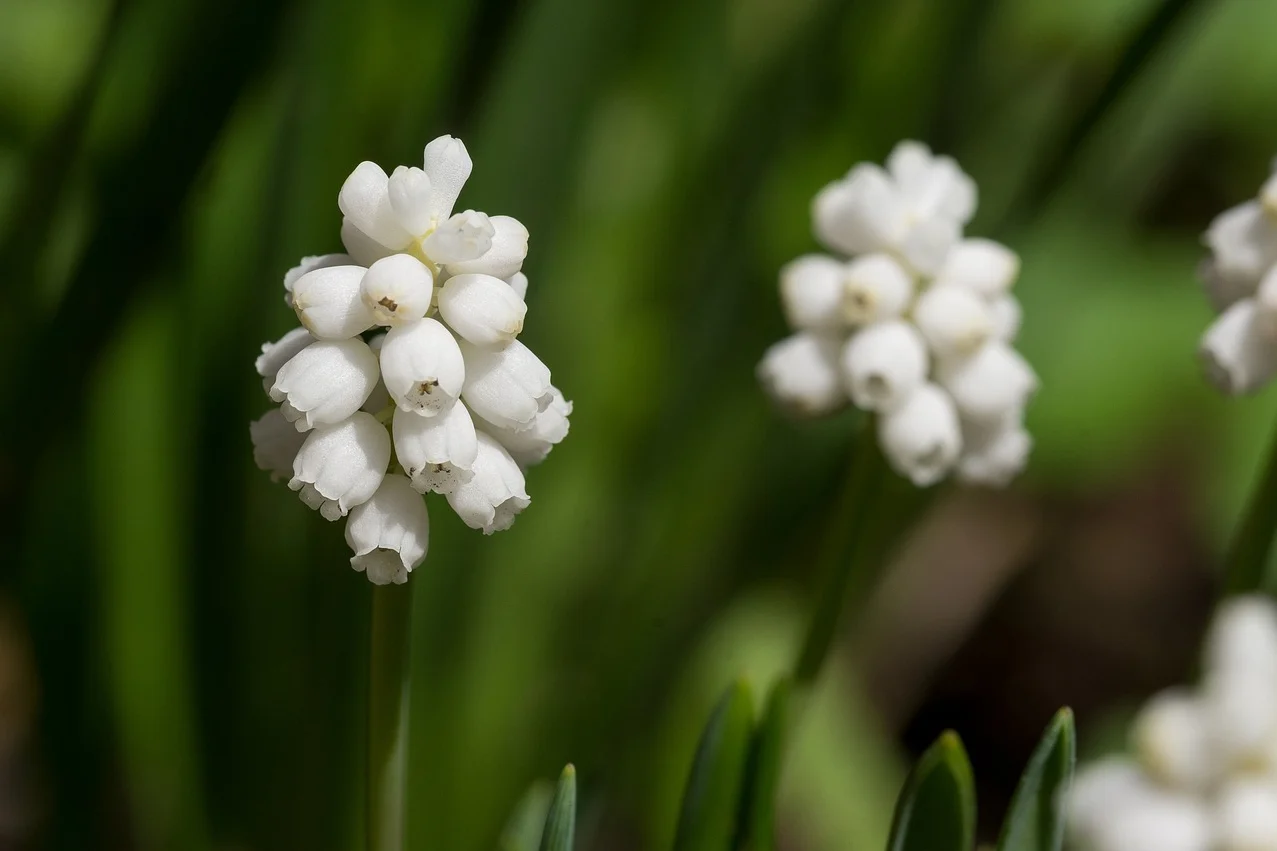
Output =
[
  {"x1": 344, "y1": 474, "x2": 429, "y2": 585},
  {"x1": 387, "y1": 165, "x2": 434, "y2": 236},
  {"x1": 886, "y1": 140, "x2": 976, "y2": 226},
  {"x1": 507, "y1": 272, "x2": 529, "y2": 300},
  {"x1": 778, "y1": 254, "x2": 845, "y2": 332},
  {"x1": 291, "y1": 265, "x2": 378, "y2": 340},
  {"x1": 1066, "y1": 758, "x2": 1155, "y2": 849},
  {"x1": 1131, "y1": 689, "x2": 1215, "y2": 791},
  {"x1": 393, "y1": 403, "x2": 478, "y2": 495},
  {"x1": 445, "y1": 432, "x2": 530, "y2": 534},
  {"x1": 913, "y1": 284, "x2": 995, "y2": 360},
  {"x1": 900, "y1": 216, "x2": 962, "y2": 277},
  {"x1": 1204, "y1": 667, "x2": 1277, "y2": 772},
  {"x1": 289, "y1": 412, "x2": 391, "y2": 521},
  {"x1": 842, "y1": 253, "x2": 913, "y2": 325},
  {"x1": 876, "y1": 383, "x2": 962, "y2": 487},
  {"x1": 935, "y1": 238, "x2": 1020, "y2": 297},
  {"x1": 270, "y1": 338, "x2": 380, "y2": 431},
  {"x1": 1207, "y1": 202, "x2": 1277, "y2": 287},
  {"x1": 1203, "y1": 258, "x2": 1264, "y2": 313},
  {"x1": 1089, "y1": 791, "x2": 1212, "y2": 851},
  {"x1": 1215, "y1": 778, "x2": 1277, "y2": 851},
  {"x1": 360, "y1": 254, "x2": 434, "y2": 326},
  {"x1": 1200, "y1": 299, "x2": 1277, "y2": 395},
  {"x1": 480, "y1": 386, "x2": 571, "y2": 467},
  {"x1": 255, "y1": 327, "x2": 314, "y2": 394},
  {"x1": 1263, "y1": 170, "x2": 1277, "y2": 216},
  {"x1": 423, "y1": 135, "x2": 473, "y2": 224},
  {"x1": 338, "y1": 161, "x2": 413, "y2": 252},
  {"x1": 443, "y1": 215, "x2": 529, "y2": 279},
  {"x1": 422, "y1": 210, "x2": 495, "y2": 265},
  {"x1": 936, "y1": 341, "x2": 1038, "y2": 424},
  {"x1": 956, "y1": 414, "x2": 1031, "y2": 487},
  {"x1": 250, "y1": 409, "x2": 307, "y2": 482},
  {"x1": 757, "y1": 333, "x2": 846, "y2": 417},
  {"x1": 379, "y1": 318, "x2": 466, "y2": 416},
  {"x1": 459, "y1": 339, "x2": 553, "y2": 432},
  {"x1": 1206, "y1": 596, "x2": 1277, "y2": 679},
  {"x1": 840, "y1": 320, "x2": 928, "y2": 412},
  {"x1": 283, "y1": 253, "x2": 352, "y2": 306},
  {"x1": 990, "y1": 294, "x2": 1023, "y2": 342},
  {"x1": 437, "y1": 273, "x2": 527, "y2": 346},
  {"x1": 340, "y1": 218, "x2": 394, "y2": 267},
  {"x1": 1254, "y1": 266, "x2": 1277, "y2": 339},
  {"x1": 812, "y1": 164, "x2": 905, "y2": 257}
]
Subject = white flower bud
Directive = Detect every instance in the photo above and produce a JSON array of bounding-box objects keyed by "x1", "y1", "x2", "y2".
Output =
[
  {"x1": 507, "y1": 272, "x2": 529, "y2": 300},
  {"x1": 1216, "y1": 779, "x2": 1277, "y2": 851},
  {"x1": 1204, "y1": 667, "x2": 1277, "y2": 771},
  {"x1": 778, "y1": 254, "x2": 845, "y2": 332},
  {"x1": 886, "y1": 141, "x2": 976, "y2": 225},
  {"x1": 338, "y1": 161, "x2": 413, "y2": 251},
  {"x1": 283, "y1": 253, "x2": 352, "y2": 306},
  {"x1": 1202, "y1": 257, "x2": 1262, "y2": 313},
  {"x1": 443, "y1": 215, "x2": 529, "y2": 279},
  {"x1": 423, "y1": 135, "x2": 473, "y2": 223},
  {"x1": 437, "y1": 273, "x2": 527, "y2": 346},
  {"x1": 1206, "y1": 596, "x2": 1277, "y2": 679},
  {"x1": 360, "y1": 254, "x2": 434, "y2": 326},
  {"x1": 900, "y1": 216, "x2": 961, "y2": 277},
  {"x1": 1263, "y1": 170, "x2": 1277, "y2": 217},
  {"x1": 1207, "y1": 202, "x2": 1277, "y2": 287},
  {"x1": 1091, "y1": 793, "x2": 1212, "y2": 851},
  {"x1": 876, "y1": 383, "x2": 961, "y2": 487},
  {"x1": 445, "y1": 432, "x2": 530, "y2": 534},
  {"x1": 344, "y1": 474, "x2": 429, "y2": 585},
  {"x1": 956, "y1": 414, "x2": 1031, "y2": 487},
  {"x1": 270, "y1": 338, "x2": 380, "y2": 431},
  {"x1": 1066, "y1": 758, "x2": 1154, "y2": 849},
  {"x1": 422, "y1": 210, "x2": 495, "y2": 265},
  {"x1": 990, "y1": 294, "x2": 1023, "y2": 342},
  {"x1": 480, "y1": 386, "x2": 571, "y2": 467},
  {"x1": 757, "y1": 333, "x2": 846, "y2": 417},
  {"x1": 379, "y1": 318, "x2": 466, "y2": 416},
  {"x1": 1254, "y1": 265, "x2": 1277, "y2": 339},
  {"x1": 842, "y1": 253, "x2": 913, "y2": 324},
  {"x1": 935, "y1": 238, "x2": 1019, "y2": 297},
  {"x1": 289, "y1": 412, "x2": 391, "y2": 521},
  {"x1": 393, "y1": 403, "x2": 478, "y2": 495},
  {"x1": 291, "y1": 264, "x2": 378, "y2": 340},
  {"x1": 812, "y1": 164, "x2": 904, "y2": 257},
  {"x1": 936, "y1": 341, "x2": 1038, "y2": 424},
  {"x1": 255, "y1": 327, "x2": 314, "y2": 393},
  {"x1": 913, "y1": 285, "x2": 994, "y2": 360},
  {"x1": 387, "y1": 165, "x2": 434, "y2": 236},
  {"x1": 341, "y1": 218, "x2": 395, "y2": 267},
  {"x1": 249, "y1": 409, "x2": 307, "y2": 482},
  {"x1": 1200, "y1": 299, "x2": 1277, "y2": 395},
  {"x1": 840, "y1": 320, "x2": 927, "y2": 412},
  {"x1": 459, "y1": 339, "x2": 553, "y2": 432},
  {"x1": 1131, "y1": 689, "x2": 1215, "y2": 791}
]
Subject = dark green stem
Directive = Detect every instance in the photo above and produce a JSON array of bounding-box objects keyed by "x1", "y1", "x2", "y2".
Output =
[
  {"x1": 1223, "y1": 428, "x2": 1277, "y2": 594},
  {"x1": 368, "y1": 584, "x2": 413, "y2": 851}
]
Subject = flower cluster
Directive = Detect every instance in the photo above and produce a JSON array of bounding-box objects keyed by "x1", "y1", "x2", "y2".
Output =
[
  {"x1": 1068, "y1": 597, "x2": 1277, "y2": 851},
  {"x1": 250, "y1": 136, "x2": 571, "y2": 585},
  {"x1": 1198, "y1": 162, "x2": 1277, "y2": 394},
  {"x1": 756, "y1": 141, "x2": 1037, "y2": 487}
]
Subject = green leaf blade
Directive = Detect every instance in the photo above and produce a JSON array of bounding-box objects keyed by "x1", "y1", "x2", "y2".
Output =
[
  {"x1": 538, "y1": 764, "x2": 577, "y2": 851},
  {"x1": 739, "y1": 678, "x2": 792, "y2": 851},
  {"x1": 886, "y1": 730, "x2": 977, "y2": 851},
  {"x1": 674, "y1": 679, "x2": 756, "y2": 851},
  {"x1": 996, "y1": 708, "x2": 1077, "y2": 851}
]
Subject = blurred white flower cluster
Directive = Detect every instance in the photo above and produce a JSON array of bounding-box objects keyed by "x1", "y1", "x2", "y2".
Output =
[
  {"x1": 1199, "y1": 163, "x2": 1277, "y2": 394},
  {"x1": 249, "y1": 136, "x2": 570, "y2": 585},
  {"x1": 757, "y1": 141, "x2": 1037, "y2": 487},
  {"x1": 1068, "y1": 596, "x2": 1277, "y2": 851}
]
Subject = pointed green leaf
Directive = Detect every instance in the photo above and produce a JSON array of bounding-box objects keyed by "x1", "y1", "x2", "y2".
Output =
[
  {"x1": 738, "y1": 678, "x2": 791, "y2": 851},
  {"x1": 538, "y1": 765, "x2": 576, "y2": 851},
  {"x1": 886, "y1": 731, "x2": 977, "y2": 851},
  {"x1": 996, "y1": 709, "x2": 1077, "y2": 851},
  {"x1": 674, "y1": 679, "x2": 756, "y2": 851},
  {"x1": 500, "y1": 780, "x2": 554, "y2": 851}
]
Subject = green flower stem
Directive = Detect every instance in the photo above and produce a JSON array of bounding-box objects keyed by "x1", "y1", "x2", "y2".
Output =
[
  {"x1": 368, "y1": 584, "x2": 414, "y2": 851},
  {"x1": 1224, "y1": 428, "x2": 1277, "y2": 594}
]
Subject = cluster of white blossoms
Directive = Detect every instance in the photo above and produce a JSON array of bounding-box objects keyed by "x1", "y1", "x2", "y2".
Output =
[
  {"x1": 249, "y1": 136, "x2": 570, "y2": 585},
  {"x1": 1068, "y1": 597, "x2": 1277, "y2": 851},
  {"x1": 1198, "y1": 162, "x2": 1277, "y2": 394},
  {"x1": 756, "y1": 141, "x2": 1037, "y2": 487}
]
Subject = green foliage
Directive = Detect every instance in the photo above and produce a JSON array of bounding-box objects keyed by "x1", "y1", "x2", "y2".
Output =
[
  {"x1": 738, "y1": 678, "x2": 792, "y2": 851},
  {"x1": 996, "y1": 709, "x2": 1077, "y2": 851},
  {"x1": 538, "y1": 766, "x2": 577, "y2": 851},
  {"x1": 886, "y1": 732, "x2": 977, "y2": 851},
  {"x1": 674, "y1": 680, "x2": 757, "y2": 851}
]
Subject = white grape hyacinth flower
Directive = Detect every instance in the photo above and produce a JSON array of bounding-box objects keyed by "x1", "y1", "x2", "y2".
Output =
[
  {"x1": 1199, "y1": 159, "x2": 1277, "y2": 395},
  {"x1": 1067, "y1": 595, "x2": 1277, "y2": 851},
  {"x1": 758, "y1": 140, "x2": 1036, "y2": 487},
  {"x1": 249, "y1": 135, "x2": 570, "y2": 582}
]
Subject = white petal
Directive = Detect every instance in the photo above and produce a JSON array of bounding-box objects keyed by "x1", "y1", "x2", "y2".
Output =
[
  {"x1": 1066, "y1": 758, "x2": 1156, "y2": 848},
  {"x1": 901, "y1": 152, "x2": 976, "y2": 225},
  {"x1": 338, "y1": 161, "x2": 413, "y2": 251},
  {"x1": 437, "y1": 273, "x2": 527, "y2": 346},
  {"x1": 345, "y1": 474, "x2": 429, "y2": 584},
  {"x1": 812, "y1": 164, "x2": 905, "y2": 257},
  {"x1": 443, "y1": 215, "x2": 529, "y2": 279},
  {"x1": 935, "y1": 238, "x2": 1020, "y2": 297},
  {"x1": 914, "y1": 284, "x2": 995, "y2": 360},
  {"x1": 289, "y1": 412, "x2": 391, "y2": 520},
  {"x1": 256, "y1": 327, "x2": 314, "y2": 394},
  {"x1": 283, "y1": 254, "x2": 352, "y2": 307},
  {"x1": 1131, "y1": 689, "x2": 1216, "y2": 791},
  {"x1": 956, "y1": 413, "x2": 1031, "y2": 487},
  {"x1": 387, "y1": 165, "x2": 434, "y2": 236},
  {"x1": 757, "y1": 333, "x2": 846, "y2": 418},
  {"x1": 479, "y1": 386, "x2": 571, "y2": 467},
  {"x1": 1215, "y1": 778, "x2": 1277, "y2": 851},
  {"x1": 840, "y1": 320, "x2": 928, "y2": 412},
  {"x1": 360, "y1": 254, "x2": 434, "y2": 326},
  {"x1": 1207, "y1": 201, "x2": 1277, "y2": 288},
  {"x1": 885, "y1": 141, "x2": 934, "y2": 193},
  {"x1": 507, "y1": 272, "x2": 529, "y2": 300},
  {"x1": 379, "y1": 318, "x2": 466, "y2": 416},
  {"x1": 249, "y1": 409, "x2": 307, "y2": 481},
  {"x1": 269, "y1": 338, "x2": 380, "y2": 431},
  {"x1": 779, "y1": 254, "x2": 845, "y2": 332},
  {"x1": 459, "y1": 339, "x2": 552, "y2": 432},
  {"x1": 876, "y1": 383, "x2": 961, "y2": 487},
  {"x1": 291, "y1": 265, "x2": 377, "y2": 340},
  {"x1": 936, "y1": 341, "x2": 1038, "y2": 424},
  {"x1": 1202, "y1": 257, "x2": 1261, "y2": 313},
  {"x1": 445, "y1": 431, "x2": 530, "y2": 534},
  {"x1": 1205, "y1": 596, "x2": 1277, "y2": 680},
  {"x1": 1090, "y1": 792, "x2": 1212, "y2": 851},
  {"x1": 393, "y1": 403, "x2": 478, "y2": 495},
  {"x1": 341, "y1": 219, "x2": 395, "y2": 267},
  {"x1": 423, "y1": 135, "x2": 473, "y2": 223},
  {"x1": 422, "y1": 210, "x2": 495, "y2": 265},
  {"x1": 1254, "y1": 265, "x2": 1277, "y2": 339},
  {"x1": 1203, "y1": 667, "x2": 1277, "y2": 772},
  {"x1": 1201, "y1": 299, "x2": 1277, "y2": 395},
  {"x1": 842, "y1": 253, "x2": 914, "y2": 325},
  {"x1": 901, "y1": 215, "x2": 961, "y2": 277},
  {"x1": 990, "y1": 294, "x2": 1023, "y2": 342}
]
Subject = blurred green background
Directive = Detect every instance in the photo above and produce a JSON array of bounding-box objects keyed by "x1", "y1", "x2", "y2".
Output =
[{"x1": 1, "y1": 0, "x2": 1275, "y2": 847}]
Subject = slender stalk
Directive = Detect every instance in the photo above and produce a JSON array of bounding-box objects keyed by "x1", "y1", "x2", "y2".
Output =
[
  {"x1": 1223, "y1": 428, "x2": 1277, "y2": 594},
  {"x1": 368, "y1": 584, "x2": 414, "y2": 851}
]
